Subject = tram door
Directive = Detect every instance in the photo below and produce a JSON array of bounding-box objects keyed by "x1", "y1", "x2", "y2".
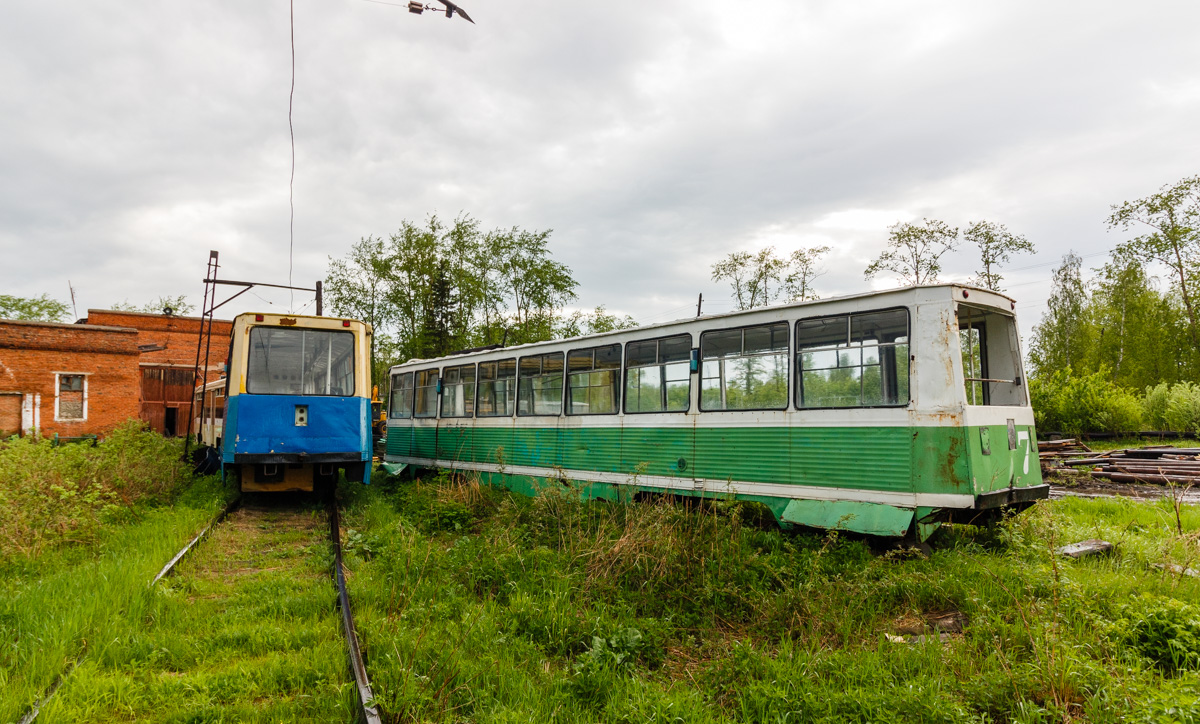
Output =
[{"x1": 958, "y1": 305, "x2": 1036, "y2": 493}]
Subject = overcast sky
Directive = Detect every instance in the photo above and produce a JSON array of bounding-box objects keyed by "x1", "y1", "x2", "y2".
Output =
[{"x1": 2, "y1": 0, "x2": 1198, "y2": 341}]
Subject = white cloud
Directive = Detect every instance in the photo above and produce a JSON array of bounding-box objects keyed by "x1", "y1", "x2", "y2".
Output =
[{"x1": 0, "y1": 0, "x2": 1196, "y2": 347}]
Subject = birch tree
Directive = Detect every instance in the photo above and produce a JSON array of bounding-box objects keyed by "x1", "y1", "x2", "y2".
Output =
[{"x1": 864, "y1": 218, "x2": 960, "y2": 286}]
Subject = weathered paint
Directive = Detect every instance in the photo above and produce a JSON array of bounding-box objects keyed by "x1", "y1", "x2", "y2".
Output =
[
  {"x1": 780, "y1": 498, "x2": 915, "y2": 537},
  {"x1": 382, "y1": 285, "x2": 1045, "y2": 539},
  {"x1": 224, "y1": 395, "x2": 371, "y2": 462}
]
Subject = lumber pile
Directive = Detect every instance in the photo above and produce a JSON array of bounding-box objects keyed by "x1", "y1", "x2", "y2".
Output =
[
  {"x1": 1059, "y1": 446, "x2": 1200, "y2": 486},
  {"x1": 1038, "y1": 439, "x2": 1093, "y2": 474}
]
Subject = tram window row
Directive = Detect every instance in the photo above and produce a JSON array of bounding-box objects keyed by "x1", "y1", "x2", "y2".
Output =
[{"x1": 388, "y1": 308, "x2": 929, "y2": 419}]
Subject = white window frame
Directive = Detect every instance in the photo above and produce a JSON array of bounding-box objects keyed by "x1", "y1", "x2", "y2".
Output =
[{"x1": 54, "y1": 372, "x2": 89, "y2": 422}]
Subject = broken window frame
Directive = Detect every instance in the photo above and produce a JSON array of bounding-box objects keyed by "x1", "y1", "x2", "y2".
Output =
[{"x1": 55, "y1": 373, "x2": 87, "y2": 421}]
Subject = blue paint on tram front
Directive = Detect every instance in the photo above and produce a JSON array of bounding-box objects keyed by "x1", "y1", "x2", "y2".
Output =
[{"x1": 223, "y1": 395, "x2": 372, "y2": 478}]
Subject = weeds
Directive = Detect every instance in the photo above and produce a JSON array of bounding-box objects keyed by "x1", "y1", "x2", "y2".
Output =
[
  {"x1": 0, "y1": 421, "x2": 190, "y2": 560},
  {"x1": 341, "y1": 470, "x2": 1200, "y2": 723}
]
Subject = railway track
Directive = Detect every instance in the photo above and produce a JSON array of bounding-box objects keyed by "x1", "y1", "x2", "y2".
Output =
[{"x1": 18, "y1": 494, "x2": 381, "y2": 723}]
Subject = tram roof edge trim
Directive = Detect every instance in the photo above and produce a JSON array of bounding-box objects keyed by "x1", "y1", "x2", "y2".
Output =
[
  {"x1": 231, "y1": 312, "x2": 372, "y2": 333},
  {"x1": 389, "y1": 283, "x2": 1014, "y2": 371}
]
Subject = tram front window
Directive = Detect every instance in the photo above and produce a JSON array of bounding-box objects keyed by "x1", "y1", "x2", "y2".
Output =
[
  {"x1": 246, "y1": 328, "x2": 355, "y2": 396},
  {"x1": 958, "y1": 305, "x2": 1025, "y2": 406}
]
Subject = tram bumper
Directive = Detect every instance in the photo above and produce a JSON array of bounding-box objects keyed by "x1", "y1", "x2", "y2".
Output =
[{"x1": 938, "y1": 484, "x2": 1050, "y2": 524}]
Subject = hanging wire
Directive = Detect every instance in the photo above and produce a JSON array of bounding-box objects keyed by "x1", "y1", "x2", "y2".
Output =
[{"x1": 288, "y1": 0, "x2": 296, "y2": 312}]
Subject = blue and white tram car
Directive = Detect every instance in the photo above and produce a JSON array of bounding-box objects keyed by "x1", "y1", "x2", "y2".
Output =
[{"x1": 219, "y1": 312, "x2": 374, "y2": 492}]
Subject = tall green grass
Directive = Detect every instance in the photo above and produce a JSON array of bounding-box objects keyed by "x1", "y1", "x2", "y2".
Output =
[
  {"x1": 42, "y1": 503, "x2": 357, "y2": 722},
  {"x1": 340, "y1": 473, "x2": 1200, "y2": 723},
  {"x1": 0, "y1": 421, "x2": 192, "y2": 560},
  {"x1": 0, "y1": 476, "x2": 226, "y2": 722}
]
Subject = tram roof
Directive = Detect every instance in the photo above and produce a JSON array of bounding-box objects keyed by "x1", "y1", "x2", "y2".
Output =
[{"x1": 391, "y1": 282, "x2": 1015, "y2": 369}]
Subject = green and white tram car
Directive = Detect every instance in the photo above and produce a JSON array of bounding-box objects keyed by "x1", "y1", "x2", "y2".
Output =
[{"x1": 382, "y1": 284, "x2": 1047, "y2": 540}]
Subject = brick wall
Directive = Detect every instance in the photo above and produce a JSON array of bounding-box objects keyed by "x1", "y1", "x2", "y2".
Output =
[
  {"x1": 0, "y1": 320, "x2": 141, "y2": 437},
  {"x1": 85, "y1": 310, "x2": 233, "y2": 436},
  {"x1": 86, "y1": 310, "x2": 232, "y2": 373}
]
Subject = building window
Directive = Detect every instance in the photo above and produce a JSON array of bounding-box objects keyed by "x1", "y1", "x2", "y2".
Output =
[{"x1": 57, "y1": 374, "x2": 86, "y2": 421}]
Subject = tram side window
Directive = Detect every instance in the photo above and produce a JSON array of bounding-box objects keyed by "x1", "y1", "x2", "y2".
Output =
[
  {"x1": 440, "y1": 364, "x2": 476, "y2": 418},
  {"x1": 414, "y1": 369, "x2": 439, "y2": 418},
  {"x1": 958, "y1": 305, "x2": 1025, "y2": 406},
  {"x1": 246, "y1": 327, "x2": 356, "y2": 396},
  {"x1": 477, "y1": 359, "x2": 516, "y2": 417},
  {"x1": 567, "y1": 344, "x2": 620, "y2": 415},
  {"x1": 390, "y1": 371, "x2": 414, "y2": 419},
  {"x1": 518, "y1": 352, "x2": 564, "y2": 416},
  {"x1": 797, "y1": 309, "x2": 909, "y2": 408},
  {"x1": 625, "y1": 334, "x2": 691, "y2": 413},
  {"x1": 700, "y1": 323, "x2": 788, "y2": 411}
]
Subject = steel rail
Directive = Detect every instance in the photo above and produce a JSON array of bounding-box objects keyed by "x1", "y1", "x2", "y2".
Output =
[
  {"x1": 152, "y1": 496, "x2": 242, "y2": 585},
  {"x1": 329, "y1": 501, "x2": 384, "y2": 724},
  {"x1": 17, "y1": 495, "x2": 241, "y2": 723}
]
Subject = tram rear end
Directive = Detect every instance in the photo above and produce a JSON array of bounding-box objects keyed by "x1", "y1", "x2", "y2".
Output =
[{"x1": 221, "y1": 313, "x2": 373, "y2": 493}]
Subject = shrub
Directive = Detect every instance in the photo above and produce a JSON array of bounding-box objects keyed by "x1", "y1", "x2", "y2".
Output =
[
  {"x1": 1143, "y1": 382, "x2": 1172, "y2": 431},
  {"x1": 1164, "y1": 382, "x2": 1200, "y2": 434},
  {"x1": 1118, "y1": 595, "x2": 1200, "y2": 675},
  {"x1": 1029, "y1": 369, "x2": 1143, "y2": 435},
  {"x1": 0, "y1": 420, "x2": 190, "y2": 560}
]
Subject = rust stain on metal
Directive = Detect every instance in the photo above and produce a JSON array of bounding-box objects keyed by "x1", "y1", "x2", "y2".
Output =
[
  {"x1": 943, "y1": 433, "x2": 966, "y2": 490},
  {"x1": 279, "y1": 317, "x2": 297, "y2": 326}
]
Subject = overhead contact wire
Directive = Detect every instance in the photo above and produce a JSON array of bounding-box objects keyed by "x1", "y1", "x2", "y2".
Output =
[{"x1": 288, "y1": 0, "x2": 296, "y2": 311}]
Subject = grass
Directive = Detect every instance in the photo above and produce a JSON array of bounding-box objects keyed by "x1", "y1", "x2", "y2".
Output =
[
  {"x1": 0, "y1": 475, "x2": 228, "y2": 722},
  {"x1": 0, "y1": 421, "x2": 193, "y2": 560},
  {"x1": 339, "y1": 471, "x2": 1200, "y2": 723},
  {"x1": 41, "y1": 498, "x2": 357, "y2": 722},
  {"x1": 1076, "y1": 437, "x2": 1200, "y2": 453}
]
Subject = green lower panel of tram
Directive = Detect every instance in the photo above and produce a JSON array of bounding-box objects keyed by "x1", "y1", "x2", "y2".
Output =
[{"x1": 383, "y1": 422, "x2": 1043, "y2": 539}]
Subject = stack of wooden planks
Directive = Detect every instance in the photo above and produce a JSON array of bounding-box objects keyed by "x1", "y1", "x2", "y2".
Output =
[
  {"x1": 1059, "y1": 446, "x2": 1200, "y2": 486},
  {"x1": 1038, "y1": 438, "x2": 1093, "y2": 474}
]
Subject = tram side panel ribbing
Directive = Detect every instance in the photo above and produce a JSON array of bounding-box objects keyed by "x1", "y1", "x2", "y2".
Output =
[{"x1": 383, "y1": 285, "x2": 1048, "y2": 540}]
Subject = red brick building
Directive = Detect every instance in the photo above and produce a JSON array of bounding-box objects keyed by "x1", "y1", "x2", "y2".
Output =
[
  {"x1": 0, "y1": 311, "x2": 232, "y2": 439},
  {"x1": 86, "y1": 310, "x2": 232, "y2": 436},
  {"x1": 0, "y1": 319, "x2": 141, "y2": 438}
]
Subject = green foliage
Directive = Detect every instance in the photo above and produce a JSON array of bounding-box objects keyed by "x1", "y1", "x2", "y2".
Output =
[
  {"x1": 1029, "y1": 241, "x2": 1200, "y2": 392},
  {"x1": 1118, "y1": 595, "x2": 1200, "y2": 674},
  {"x1": 339, "y1": 474, "x2": 1200, "y2": 722},
  {"x1": 864, "y1": 217, "x2": 959, "y2": 286},
  {"x1": 711, "y1": 244, "x2": 830, "y2": 310},
  {"x1": 108, "y1": 294, "x2": 195, "y2": 315},
  {"x1": 1108, "y1": 175, "x2": 1200, "y2": 351},
  {"x1": 1030, "y1": 251, "x2": 1093, "y2": 378},
  {"x1": 558, "y1": 305, "x2": 638, "y2": 338},
  {"x1": 1137, "y1": 382, "x2": 1200, "y2": 433},
  {"x1": 0, "y1": 293, "x2": 70, "y2": 322},
  {"x1": 326, "y1": 215, "x2": 584, "y2": 373},
  {"x1": 0, "y1": 476, "x2": 224, "y2": 722},
  {"x1": 965, "y1": 219, "x2": 1034, "y2": 292},
  {"x1": 1163, "y1": 382, "x2": 1200, "y2": 433},
  {"x1": 1029, "y1": 369, "x2": 1143, "y2": 434},
  {"x1": 0, "y1": 420, "x2": 190, "y2": 560}
]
